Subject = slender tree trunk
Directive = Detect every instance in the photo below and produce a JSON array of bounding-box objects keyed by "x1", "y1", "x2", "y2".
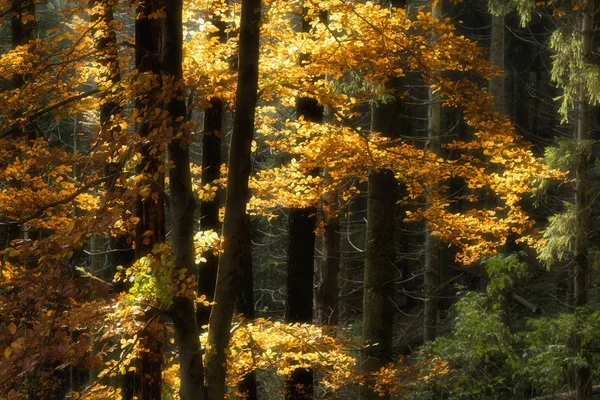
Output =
[
  {"x1": 198, "y1": 2, "x2": 227, "y2": 328},
  {"x1": 423, "y1": 0, "x2": 443, "y2": 344},
  {"x1": 285, "y1": 205, "x2": 317, "y2": 399},
  {"x1": 127, "y1": 3, "x2": 165, "y2": 399},
  {"x1": 284, "y1": 10, "x2": 326, "y2": 398},
  {"x1": 4, "y1": 0, "x2": 36, "y2": 249},
  {"x1": 572, "y1": 1, "x2": 593, "y2": 398},
  {"x1": 91, "y1": 0, "x2": 124, "y2": 281},
  {"x1": 489, "y1": 0, "x2": 505, "y2": 114},
  {"x1": 205, "y1": 0, "x2": 261, "y2": 397},
  {"x1": 235, "y1": 215, "x2": 258, "y2": 400},
  {"x1": 160, "y1": 2, "x2": 207, "y2": 399},
  {"x1": 317, "y1": 175, "x2": 340, "y2": 327},
  {"x1": 134, "y1": 0, "x2": 164, "y2": 256},
  {"x1": 361, "y1": 167, "x2": 397, "y2": 400},
  {"x1": 361, "y1": 4, "x2": 403, "y2": 397}
]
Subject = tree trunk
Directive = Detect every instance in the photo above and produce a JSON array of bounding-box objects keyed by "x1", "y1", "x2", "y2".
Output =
[
  {"x1": 127, "y1": 2, "x2": 165, "y2": 399},
  {"x1": 572, "y1": 0, "x2": 593, "y2": 398},
  {"x1": 362, "y1": 168, "x2": 397, "y2": 400},
  {"x1": 285, "y1": 205, "x2": 317, "y2": 399},
  {"x1": 317, "y1": 177, "x2": 340, "y2": 327},
  {"x1": 361, "y1": 3, "x2": 403, "y2": 395},
  {"x1": 161, "y1": 2, "x2": 207, "y2": 399},
  {"x1": 423, "y1": 0, "x2": 442, "y2": 344},
  {"x1": 235, "y1": 215, "x2": 258, "y2": 400},
  {"x1": 205, "y1": 0, "x2": 261, "y2": 397},
  {"x1": 489, "y1": 0, "x2": 505, "y2": 114},
  {"x1": 284, "y1": 11, "x2": 326, "y2": 398},
  {"x1": 4, "y1": 0, "x2": 36, "y2": 249},
  {"x1": 198, "y1": 2, "x2": 227, "y2": 328},
  {"x1": 92, "y1": 0, "x2": 125, "y2": 281}
]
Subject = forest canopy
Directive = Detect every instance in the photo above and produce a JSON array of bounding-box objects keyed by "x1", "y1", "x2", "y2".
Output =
[{"x1": 0, "y1": 0, "x2": 598, "y2": 399}]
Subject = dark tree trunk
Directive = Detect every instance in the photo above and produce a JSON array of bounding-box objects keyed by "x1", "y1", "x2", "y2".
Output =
[
  {"x1": 489, "y1": 0, "x2": 506, "y2": 114},
  {"x1": 198, "y1": 97, "x2": 222, "y2": 325},
  {"x1": 161, "y1": 1, "x2": 207, "y2": 399},
  {"x1": 572, "y1": 0, "x2": 593, "y2": 398},
  {"x1": 285, "y1": 206, "x2": 317, "y2": 400},
  {"x1": 361, "y1": 168, "x2": 397, "y2": 400},
  {"x1": 284, "y1": 30, "x2": 325, "y2": 392},
  {"x1": 127, "y1": 2, "x2": 165, "y2": 399},
  {"x1": 316, "y1": 181, "x2": 340, "y2": 327},
  {"x1": 4, "y1": 0, "x2": 36, "y2": 248},
  {"x1": 205, "y1": 0, "x2": 261, "y2": 397},
  {"x1": 361, "y1": 4, "x2": 404, "y2": 386},
  {"x1": 423, "y1": 0, "x2": 443, "y2": 343},
  {"x1": 89, "y1": 0, "x2": 125, "y2": 384},
  {"x1": 235, "y1": 215, "x2": 258, "y2": 400},
  {"x1": 197, "y1": 2, "x2": 227, "y2": 328}
]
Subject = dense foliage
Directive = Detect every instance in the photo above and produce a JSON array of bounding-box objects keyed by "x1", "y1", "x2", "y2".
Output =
[{"x1": 0, "y1": 0, "x2": 599, "y2": 399}]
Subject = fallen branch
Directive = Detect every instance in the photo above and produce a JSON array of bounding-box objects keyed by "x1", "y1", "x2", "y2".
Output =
[{"x1": 512, "y1": 293, "x2": 542, "y2": 314}]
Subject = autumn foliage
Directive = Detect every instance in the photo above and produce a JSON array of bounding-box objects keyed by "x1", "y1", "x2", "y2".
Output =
[{"x1": 0, "y1": 0, "x2": 561, "y2": 398}]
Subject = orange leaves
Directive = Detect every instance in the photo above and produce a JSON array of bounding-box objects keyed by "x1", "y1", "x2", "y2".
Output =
[
  {"x1": 242, "y1": 2, "x2": 563, "y2": 263},
  {"x1": 220, "y1": 318, "x2": 357, "y2": 393}
]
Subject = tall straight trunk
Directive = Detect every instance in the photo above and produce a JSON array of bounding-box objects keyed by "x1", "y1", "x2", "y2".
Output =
[
  {"x1": 361, "y1": 4, "x2": 403, "y2": 396},
  {"x1": 161, "y1": 2, "x2": 207, "y2": 400},
  {"x1": 205, "y1": 0, "x2": 261, "y2": 398},
  {"x1": 361, "y1": 167, "x2": 397, "y2": 400},
  {"x1": 235, "y1": 215, "x2": 258, "y2": 400},
  {"x1": 361, "y1": 108, "x2": 401, "y2": 400},
  {"x1": 127, "y1": 3, "x2": 165, "y2": 399},
  {"x1": 91, "y1": 0, "x2": 124, "y2": 283},
  {"x1": 198, "y1": 1, "x2": 227, "y2": 327},
  {"x1": 284, "y1": 10, "x2": 326, "y2": 399},
  {"x1": 423, "y1": 0, "x2": 442, "y2": 344},
  {"x1": 572, "y1": 1, "x2": 593, "y2": 398},
  {"x1": 4, "y1": 0, "x2": 36, "y2": 248},
  {"x1": 317, "y1": 175, "x2": 340, "y2": 327},
  {"x1": 316, "y1": 93, "x2": 339, "y2": 329},
  {"x1": 489, "y1": 1, "x2": 505, "y2": 114},
  {"x1": 134, "y1": 0, "x2": 164, "y2": 256},
  {"x1": 285, "y1": 205, "x2": 317, "y2": 399}
]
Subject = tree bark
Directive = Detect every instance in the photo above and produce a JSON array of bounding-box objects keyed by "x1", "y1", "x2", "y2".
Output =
[
  {"x1": 285, "y1": 206, "x2": 317, "y2": 400},
  {"x1": 316, "y1": 178, "x2": 340, "y2": 327},
  {"x1": 235, "y1": 215, "x2": 258, "y2": 400},
  {"x1": 198, "y1": 1, "x2": 227, "y2": 328},
  {"x1": 161, "y1": 2, "x2": 207, "y2": 399},
  {"x1": 489, "y1": 0, "x2": 505, "y2": 114},
  {"x1": 571, "y1": 0, "x2": 593, "y2": 397},
  {"x1": 423, "y1": 0, "x2": 442, "y2": 344},
  {"x1": 127, "y1": 2, "x2": 165, "y2": 399},
  {"x1": 362, "y1": 168, "x2": 397, "y2": 400},
  {"x1": 361, "y1": 3, "x2": 403, "y2": 395},
  {"x1": 4, "y1": 0, "x2": 36, "y2": 249},
  {"x1": 205, "y1": 0, "x2": 261, "y2": 398},
  {"x1": 283, "y1": 11, "x2": 326, "y2": 399}
]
